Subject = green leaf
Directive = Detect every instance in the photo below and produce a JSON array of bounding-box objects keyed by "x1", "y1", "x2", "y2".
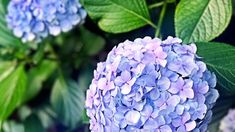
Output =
[
  {"x1": 0, "y1": 0, "x2": 23, "y2": 47},
  {"x1": 3, "y1": 121, "x2": 24, "y2": 132},
  {"x1": 0, "y1": 64, "x2": 27, "y2": 122},
  {"x1": 81, "y1": 110, "x2": 89, "y2": 124},
  {"x1": 208, "y1": 122, "x2": 220, "y2": 132},
  {"x1": 24, "y1": 114, "x2": 45, "y2": 132},
  {"x1": 80, "y1": 27, "x2": 105, "y2": 56},
  {"x1": 175, "y1": 0, "x2": 232, "y2": 43},
  {"x1": 82, "y1": 0, "x2": 156, "y2": 33},
  {"x1": 25, "y1": 60, "x2": 57, "y2": 102},
  {"x1": 36, "y1": 106, "x2": 55, "y2": 129},
  {"x1": 32, "y1": 42, "x2": 47, "y2": 64},
  {"x1": 18, "y1": 106, "x2": 32, "y2": 121},
  {"x1": 0, "y1": 61, "x2": 15, "y2": 82},
  {"x1": 77, "y1": 66, "x2": 93, "y2": 92},
  {"x1": 50, "y1": 76, "x2": 85, "y2": 129},
  {"x1": 196, "y1": 42, "x2": 235, "y2": 94}
]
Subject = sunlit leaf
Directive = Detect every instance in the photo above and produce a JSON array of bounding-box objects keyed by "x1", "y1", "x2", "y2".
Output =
[
  {"x1": 175, "y1": 0, "x2": 232, "y2": 43},
  {"x1": 82, "y1": 0, "x2": 155, "y2": 33},
  {"x1": 0, "y1": 64, "x2": 27, "y2": 122}
]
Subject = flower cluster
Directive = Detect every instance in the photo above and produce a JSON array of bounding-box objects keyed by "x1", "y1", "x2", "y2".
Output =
[
  {"x1": 85, "y1": 36, "x2": 219, "y2": 132},
  {"x1": 220, "y1": 109, "x2": 235, "y2": 132},
  {"x1": 6, "y1": 0, "x2": 86, "y2": 43}
]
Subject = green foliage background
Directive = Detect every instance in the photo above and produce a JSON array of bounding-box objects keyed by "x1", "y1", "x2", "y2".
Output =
[{"x1": 0, "y1": 0, "x2": 235, "y2": 131}]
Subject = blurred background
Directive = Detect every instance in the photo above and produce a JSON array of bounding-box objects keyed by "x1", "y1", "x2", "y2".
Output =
[{"x1": 1, "y1": 0, "x2": 235, "y2": 132}]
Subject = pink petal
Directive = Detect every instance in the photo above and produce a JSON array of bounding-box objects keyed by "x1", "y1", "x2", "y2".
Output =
[
  {"x1": 181, "y1": 88, "x2": 194, "y2": 99},
  {"x1": 97, "y1": 78, "x2": 107, "y2": 90},
  {"x1": 167, "y1": 95, "x2": 180, "y2": 106},
  {"x1": 185, "y1": 121, "x2": 196, "y2": 131},
  {"x1": 121, "y1": 84, "x2": 132, "y2": 95}
]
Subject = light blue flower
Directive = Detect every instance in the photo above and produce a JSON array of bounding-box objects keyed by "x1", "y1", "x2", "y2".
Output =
[
  {"x1": 85, "y1": 36, "x2": 219, "y2": 132},
  {"x1": 220, "y1": 109, "x2": 235, "y2": 132},
  {"x1": 6, "y1": 0, "x2": 86, "y2": 43}
]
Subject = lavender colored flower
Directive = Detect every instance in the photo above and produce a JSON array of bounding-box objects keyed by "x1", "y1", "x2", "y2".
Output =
[
  {"x1": 220, "y1": 109, "x2": 235, "y2": 132},
  {"x1": 85, "y1": 36, "x2": 219, "y2": 132},
  {"x1": 6, "y1": 0, "x2": 86, "y2": 43}
]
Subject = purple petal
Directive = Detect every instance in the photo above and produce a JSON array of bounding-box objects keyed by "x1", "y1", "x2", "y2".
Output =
[
  {"x1": 149, "y1": 88, "x2": 160, "y2": 100},
  {"x1": 185, "y1": 121, "x2": 196, "y2": 131},
  {"x1": 121, "y1": 70, "x2": 131, "y2": 82},
  {"x1": 176, "y1": 105, "x2": 184, "y2": 115},
  {"x1": 183, "y1": 79, "x2": 193, "y2": 89},
  {"x1": 114, "y1": 76, "x2": 124, "y2": 86},
  {"x1": 142, "y1": 52, "x2": 155, "y2": 64},
  {"x1": 140, "y1": 104, "x2": 153, "y2": 117},
  {"x1": 180, "y1": 88, "x2": 194, "y2": 99},
  {"x1": 177, "y1": 126, "x2": 186, "y2": 132},
  {"x1": 49, "y1": 26, "x2": 61, "y2": 36},
  {"x1": 197, "y1": 81, "x2": 209, "y2": 94},
  {"x1": 125, "y1": 110, "x2": 141, "y2": 125},
  {"x1": 134, "y1": 99, "x2": 146, "y2": 111},
  {"x1": 134, "y1": 51, "x2": 143, "y2": 61},
  {"x1": 167, "y1": 95, "x2": 180, "y2": 106},
  {"x1": 156, "y1": 115, "x2": 166, "y2": 126},
  {"x1": 168, "y1": 85, "x2": 179, "y2": 94},
  {"x1": 160, "y1": 125, "x2": 172, "y2": 132},
  {"x1": 172, "y1": 118, "x2": 181, "y2": 127},
  {"x1": 97, "y1": 78, "x2": 107, "y2": 90},
  {"x1": 182, "y1": 112, "x2": 191, "y2": 123},
  {"x1": 158, "y1": 77, "x2": 170, "y2": 90},
  {"x1": 121, "y1": 84, "x2": 132, "y2": 95},
  {"x1": 144, "y1": 118, "x2": 158, "y2": 129}
]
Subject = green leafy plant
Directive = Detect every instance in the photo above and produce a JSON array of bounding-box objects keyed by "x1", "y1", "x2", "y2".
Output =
[
  {"x1": 0, "y1": 0, "x2": 235, "y2": 131},
  {"x1": 175, "y1": 0, "x2": 232, "y2": 43}
]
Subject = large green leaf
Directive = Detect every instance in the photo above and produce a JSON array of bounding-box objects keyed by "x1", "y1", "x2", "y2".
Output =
[
  {"x1": 0, "y1": 0, "x2": 22, "y2": 47},
  {"x1": 175, "y1": 0, "x2": 232, "y2": 43},
  {"x1": 82, "y1": 0, "x2": 156, "y2": 33},
  {"x1": 196, "y1": 42, "x2": 235, "y2": 94},
  {"x1": 0, "y1": 64, "x2": 27, "y2": 122},
  {"x1": 50, "y1": 76, "x2": 85, "y2": 129},
  {"x1": 25, "y1": 60, "x2": 57, "y2": 102}
]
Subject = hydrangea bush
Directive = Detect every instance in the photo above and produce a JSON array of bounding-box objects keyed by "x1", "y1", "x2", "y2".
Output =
[
  {"x1": 85, "y1": 36, "x2": 219, "y2": 132},
  {"x1": 6, "y1": 0, "x2": 86, "y2": 43},
  {"x1": 1, "y1": 0, "x2": 235, "y2": 131},
  {"x1": 220, "y1": 109, "x2": 235, "y2": 132}
]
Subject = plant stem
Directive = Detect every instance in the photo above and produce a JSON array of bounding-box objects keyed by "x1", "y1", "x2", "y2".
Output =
[
  {"x1": 149, "y1": 1, "x2": 164, "y2": 9},
  {"x1": 148, "y1": 21, "x2": 158, "y2": 30},
  {"x1": 149, "y1": 0, "x2": 175, "y2": 9},
  {"x1": 155, "y1": 0, "x2": 168, "y2": 37}
]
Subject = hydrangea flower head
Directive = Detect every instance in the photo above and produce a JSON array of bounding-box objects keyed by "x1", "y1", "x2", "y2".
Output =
[
  {"x1": 220, "y1": 109, "x2": 235, "y2": 132},
  {"x1": 85, "y1": 36, "x2": 219, "y2": 132},
  {"x1": 6, "y1": 0, "x2": 86, "y2": 43}
]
